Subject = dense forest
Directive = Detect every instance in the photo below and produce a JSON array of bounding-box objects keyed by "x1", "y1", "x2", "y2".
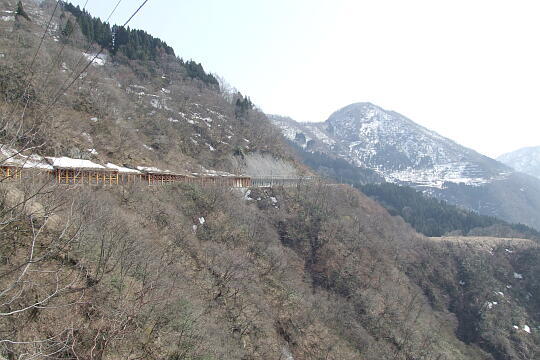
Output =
[
  {"x1": 289, "y1": 142, "x2": 540, "y2": 238},
  {"x1": 360, "y1": 182, "x2": 540, "y2": 239},
  {"x1": 62, "y1": 2, "x2": 219, "y2": 86}
]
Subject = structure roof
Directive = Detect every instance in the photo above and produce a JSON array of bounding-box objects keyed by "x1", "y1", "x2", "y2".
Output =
[
  {"x1": 106, "y1": 163, "x2": 142, "y2": 174},
  {"x1": 46, "y1": 157, "x2": 107, "y2": 170}
]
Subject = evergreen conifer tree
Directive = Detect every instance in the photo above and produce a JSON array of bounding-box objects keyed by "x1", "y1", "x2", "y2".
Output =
[
  {"x1": 15, "y1": 1, "x2": 31, "y2": 21},
  {"x1": 62, "y1": 19, "x2": 75, "y2": 38}
]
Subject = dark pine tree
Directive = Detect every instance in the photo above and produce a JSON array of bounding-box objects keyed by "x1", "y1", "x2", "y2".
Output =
[
  {"x1": 16, "y1": 1, "x2": 31, "y2": 21},
  {"x1": 63, "y1": 2, "x2": 218, "y2": 86},
  {"x1": 61, "y1": 19, "x2": 75, "y2": 38}
]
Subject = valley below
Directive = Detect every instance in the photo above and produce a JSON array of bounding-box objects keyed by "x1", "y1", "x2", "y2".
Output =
[{"x1": 271, "y1": 104, "x2": 540, "y2": 230}]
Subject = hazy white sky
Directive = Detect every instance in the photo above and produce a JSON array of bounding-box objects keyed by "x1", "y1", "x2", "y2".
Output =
[{"x1": 70, "y1": 0, "x2": 540, "y2": 158}]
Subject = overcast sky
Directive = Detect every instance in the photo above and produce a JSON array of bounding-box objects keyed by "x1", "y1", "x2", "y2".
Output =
[{"x1": 70, "y1": 0, "x2": 540, "y2": 158}]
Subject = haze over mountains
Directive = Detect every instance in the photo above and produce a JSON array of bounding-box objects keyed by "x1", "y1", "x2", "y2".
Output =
[
  {"x1": 498, "y1": 146, "x2": 540, "y2": 179},
  {"x1": 270, "y1": 103, "x2": 540, "y2": 229}
]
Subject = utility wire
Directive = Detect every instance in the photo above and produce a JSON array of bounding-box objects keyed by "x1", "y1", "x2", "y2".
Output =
[
  {"x1": 25, "y1": 0, "x2": 62, "y2": 80},
  {"x1": 51, "y1": 0, "x2": 123, "y2": 105},
  {"x1": 39, "y1": 0, "x2": 92, "y2": 93},
  {"x1": 122, "y1": 0, "x2": 149, "y2": 27},
  {"x1": 41, "y1": 0, "x2": 151, "y2": 116},
  {"x1": 7, "y1": 0, "x2": 62, "y2": 119}
]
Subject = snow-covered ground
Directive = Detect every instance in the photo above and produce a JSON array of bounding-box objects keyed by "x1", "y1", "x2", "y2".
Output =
[
  {"x1": 46, "y1": 157, "x2": 105, "y2": 170},
  {"x1": 83, "y1": 53, "x2": 107, "y2": 66},
  {"x1": 269, "y1": 103, "x2": 510, "y2": 189},
  {"x1": 386, "y1": 163, "x2": 511, "y2": 189},
  {"x1": 106, "y1": 163, "x2": 141, "y2": 174}
]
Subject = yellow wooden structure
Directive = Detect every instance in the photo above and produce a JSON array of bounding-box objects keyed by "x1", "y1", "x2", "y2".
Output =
[
  {"x1": 145, "y1": 172, "x2": 187, "y2": 185},
  {"x1": 2, "y1": 155, "x2": 254, "y2": 188},
  {"x1": 54, "y1": 168, "x2": 120, "y2": 185},
  {"x1": 0, "y1": 165, "x2": 23, "y2": 180}
]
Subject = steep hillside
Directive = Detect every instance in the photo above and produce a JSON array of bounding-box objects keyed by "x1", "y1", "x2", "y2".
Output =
[
  {"x1": 360, "y1": 182, "x2": 540, "y2": 239},
  {"x1": 270, "y1": 105, "x2": 509, "y2": 187},
  {"x1": 498, "y1": 146, "x2": 540, "y2": 179},
  {"x1": 286, "y1": 139, "x2": 540, "y2": 239},
  {"x1": 270, "y1": 104, "x2": 540, "y2": 230},
  {"x1": 2, "y1": 180, "x2": 539, "y2": 359},
  {"x1": 0, "y1": 0, "x2": 297, "y2": 177},
  {"x1": 0, "y1": 2, "x2": 539, "y2": 360},
  {"x1": 287, "y1": 140, "x2": 385, "y2": 185}
]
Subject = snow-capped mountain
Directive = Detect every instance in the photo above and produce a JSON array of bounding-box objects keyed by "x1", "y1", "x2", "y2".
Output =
[
  {"x1": 270, "y1": 103, "x2": 540, "y2": 230},
  {"x1": 498, "y1": 146, "x2": 540, "y2": 179},
  {"x1": 271, "y1": 103, "x2": 511, "y2": 188}
]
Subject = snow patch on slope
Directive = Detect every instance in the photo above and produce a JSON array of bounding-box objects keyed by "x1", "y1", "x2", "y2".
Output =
[
  {"x1": 83, "y1": 53, "x2": 106, "y2": 66},
  {"x1": 270, "y1": 103, "x2": 511, "y2": 189}
]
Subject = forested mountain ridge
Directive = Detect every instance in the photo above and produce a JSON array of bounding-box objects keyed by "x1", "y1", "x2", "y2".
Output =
[
  {"x1": 288, "y1": 140, "x2": 540, "y2": 239},
  {"x1": 270, "y1": 104, "x2": 540, "y2": 230},
  {"x1": 360, "y1": 182, "x2": 540, "y2": 239},
  {"x1": 0, "y1": 1, "x2": 539, "y2": 359},
  {"x1": 62, "y1": 2, "x2": 219, "y2": 86},
  {"x1": 0, "y1": 0, "x2": 297, "y2": 178}
]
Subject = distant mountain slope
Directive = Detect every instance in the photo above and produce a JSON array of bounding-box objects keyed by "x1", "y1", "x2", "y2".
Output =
[
  {"x1": 286, "y1": 135, "x2": 540, "y2": 239},
  {"x1": 270, "y1": 103, "x2": 540, "y2": 230},
  {"x1": 498, "y1": 146, "x2": 540, "y2": 179},
  {"x1": 286, "y1": 140, "x2": 384, "y2": 185},
  {"x1": 271, "y1": 103, "x2": 511, "y2": 187},
  {"x1": 360, "y1": 182, "x2": 540, "y2": 239}
]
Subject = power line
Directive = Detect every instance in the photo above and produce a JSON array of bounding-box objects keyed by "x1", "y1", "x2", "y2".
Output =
[
  {"x1": 25, "y1": 0, "x2": 62, "y2": 79},
  {"x1": 51, "y1": 0, "x2": 123, "y2": 105},
  {"x1": 122, "y1": 0, "x2": 149, "y2": 27},
  {"x1": 39, "y1": 0, "x2": 93, "y2": 93},
  {"x1": 42, "y1": 0, "x2": 151, "y2": 116},
  {"x1": 7, "y1": 0, "x2": 62, "y2": 120},
  {"x1": 107, "y1": 0, "x2": 124, "y2": 23}
]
